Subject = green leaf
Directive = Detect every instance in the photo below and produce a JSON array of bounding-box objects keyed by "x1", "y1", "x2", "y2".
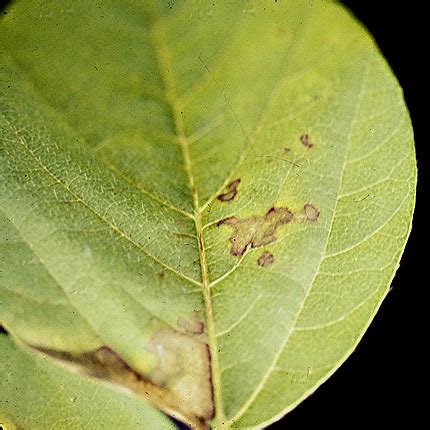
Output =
[{"x1": 0, "y1": 1, "x2": 416, "y2": 429}]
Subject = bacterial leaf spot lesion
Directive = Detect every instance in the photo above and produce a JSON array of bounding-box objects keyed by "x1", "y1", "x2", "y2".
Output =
[
  {"x1": 217, "y1": 206, "x2": 293, "y2": 256},
  {"x1": 218, "y1": 204, "x2": 320, "y2": 257},
  {"x1": 217, "y1": 178, "x2": 241, "y2": 202}
]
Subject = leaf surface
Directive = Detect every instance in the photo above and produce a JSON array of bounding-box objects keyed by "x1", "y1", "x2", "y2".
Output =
[{"x1": 0, "y1": 1, "x2": 416, "y2": 429}]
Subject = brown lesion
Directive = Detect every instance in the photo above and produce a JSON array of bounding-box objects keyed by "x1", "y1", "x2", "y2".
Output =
[
  {"x1": 217, "y1": 206, "x2": 293, "y2": 256},
  {"x1": 300, "y1": 133, "x2": 314, "y2": 148},
  {"x1": 218, "y1": 204, "x2": 320, "y2": 257},
  {"x1": 30, "y1": 326, "x2": 213, "y2": 430},
  {"x1": 32, "y1": 345, "x2": 141, "y2": 382},
  {"x1": 146, "y1": 328, "x2": 213, "y2": 422},
  {"x1": 177, "y1": 315, "x2": 204, "y2": 335},
  {"x1": 303, "y1": 203, "x2": 320, "y2": 221},
  {"x1": 217, "y1": 178, "x2": 241, "y2": 202},
  {"x1": 257, "y1": 251, "x2": 274, "y2": 267}
]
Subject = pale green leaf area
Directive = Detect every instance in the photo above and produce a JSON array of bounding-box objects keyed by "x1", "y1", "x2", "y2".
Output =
[
  {"x1": 0, "y1": 334, "x2": 175, "y2": 430},
  {"x1": 0, "y1": 0, "x2": 416, "y2": 429}
]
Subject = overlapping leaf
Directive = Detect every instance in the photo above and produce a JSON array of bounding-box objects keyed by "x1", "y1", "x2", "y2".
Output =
[{"x1": 0, "y1": 334, "x2": 175, "y2": 430}]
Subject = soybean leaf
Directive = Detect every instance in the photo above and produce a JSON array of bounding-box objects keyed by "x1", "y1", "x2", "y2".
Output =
[{"x1": 0, "y1": 1, "x2": 416, "y2": 429}]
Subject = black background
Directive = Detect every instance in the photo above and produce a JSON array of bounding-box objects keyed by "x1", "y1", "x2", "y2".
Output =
[
  {"x1": 0, "y1": 1, "x2": 425, "y2": 429},
  {"x1": 272, "y1": 2, "x2": 425, "y2": 429}
]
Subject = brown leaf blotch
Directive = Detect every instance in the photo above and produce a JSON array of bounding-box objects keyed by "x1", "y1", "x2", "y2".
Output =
[
  {"x1": 92, "y1": 346, "x2": 130, "y2": 369},
  {"x1": 218, "y1": 206, "x2": 293, "y2": 256},
  {"x1": 30, "y1": 339, "x2": 213, "y2": 429},
  {"x1": 146, "y1": 328, "x2": 214, "y2": 420},
  {"x1": 257, "y1": 251, "x2": 274, "y2": 267},
  {"x1": 217, "y1": 178, "x2": 241, "y2": 202}
]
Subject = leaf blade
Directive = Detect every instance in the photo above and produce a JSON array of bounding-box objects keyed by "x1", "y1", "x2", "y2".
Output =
[{"x1": 0, "y1": 1, "x2": 416, "y2": 428}]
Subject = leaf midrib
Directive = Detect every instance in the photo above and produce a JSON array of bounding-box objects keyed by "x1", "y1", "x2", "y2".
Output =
[{"x1": 149, "y1": 23, "x2": 227, "y2": 428}]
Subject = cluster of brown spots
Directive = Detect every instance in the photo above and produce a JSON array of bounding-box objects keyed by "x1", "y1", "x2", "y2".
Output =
[
  {"x1": 300, "y1": 134, "x2": 314, "y2": 148},
  {"x1": 217, "y1": 206, "x2": 293, "y2": 256},
  {"x1": 257, "y1": 251, "x2": 274, "y2": 267},
  {"x1": 303, "y1": 203, "x2": 320, "y2": 221},
  {"x1": 217, "y1": 178, "x2": 241, "y2": 202}
]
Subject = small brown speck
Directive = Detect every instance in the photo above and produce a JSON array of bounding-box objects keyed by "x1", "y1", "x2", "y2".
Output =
[
  {"x1": 300, "y1": 134, "x2": 314, "y2": 148},
  {"x1": 257, "y1": 251, "x2": 274, "y2": 267}
]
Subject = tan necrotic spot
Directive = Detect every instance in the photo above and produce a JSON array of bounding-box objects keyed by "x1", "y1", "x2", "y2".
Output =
[
  {"x1": 294, "y1": 203, "x2": 321, "y2": 223},
  {"x1": 217, "y1": 206, "x2": 293, "y2": 256},
  {"x1": 146, "y1": 328, "x2": 213, "y2": 421},
  {"x1": 217, "y1": 178, "x2": 241, "y2": 202},
  {"x1": 257, "y1": 251, "x2": 274, "y2": 267},
  {"x1": 303, "y1": 203, "x2": 320, "y2": 221}
]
